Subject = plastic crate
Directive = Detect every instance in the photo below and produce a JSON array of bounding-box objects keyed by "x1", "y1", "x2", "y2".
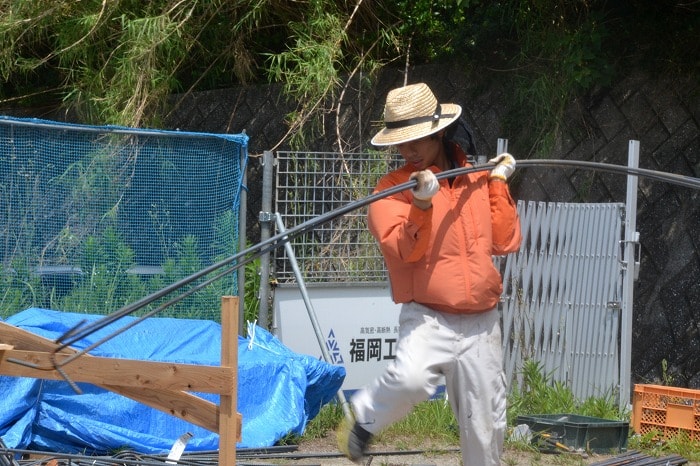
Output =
[
  {"x1": 632, "y1": 384, "x2": 700, "y2": 441},
  {"x1": 516, "y1": 413, "x2": 629, "y2": 453}
]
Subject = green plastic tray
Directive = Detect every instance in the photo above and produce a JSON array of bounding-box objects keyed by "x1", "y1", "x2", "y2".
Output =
[{"x1": 516, "y1": 413, "x2": 629, "y2": 453}]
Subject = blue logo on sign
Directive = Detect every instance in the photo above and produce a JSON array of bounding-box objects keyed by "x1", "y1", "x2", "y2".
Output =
[{"x1": 326, "y1": 329, "x2": 343, "y2": 364}]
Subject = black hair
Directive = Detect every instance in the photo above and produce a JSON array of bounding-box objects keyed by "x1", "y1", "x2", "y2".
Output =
[{"x1": 444, "y1": 116, "x2": 477, "y2": 156}]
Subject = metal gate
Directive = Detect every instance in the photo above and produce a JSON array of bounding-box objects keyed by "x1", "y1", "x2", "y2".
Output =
[{"x1": 501, "y1": 201, "x2": 626, "y2": 402}]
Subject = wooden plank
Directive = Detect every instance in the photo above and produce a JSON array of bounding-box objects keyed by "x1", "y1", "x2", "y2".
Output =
[
  {"x1": 1, "y1": 321, "x2": 223, "y2": 431},
  {"x1": 0, "y1": 321, "x2": 65, "y2": 352},
  {"x1": 0, "y1": 317, "x2": 242, "y2": 436},
  {"x1": 103, "y1": 386, "x2": 220, "y2": 433},
  {"x1": 0, "y1": 343, "x2": 13, "y2": 365},
  {"x1": 218, "y1": 296, "x2": 239, "y2": 466},
  {"x1": 2, "y1": 349, "x2": 233, "y2": 393}
]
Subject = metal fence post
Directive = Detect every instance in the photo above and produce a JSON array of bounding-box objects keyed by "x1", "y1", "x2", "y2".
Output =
[
  {"x1": 620, "y1": 140, "x2": 640, "y2": 411},
  {"x1": 238, "y1": 144, "x2": 248, "y2": 334},
  {"x1": 258, "y1": 151, "x2": 274, "y2": 330}
]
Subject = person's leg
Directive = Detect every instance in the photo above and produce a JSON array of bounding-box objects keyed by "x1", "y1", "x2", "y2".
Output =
[
  {"x1": 444, "y1": 309, "x2": 506, "y2": 466},
  {"x1": 351, "y1": 302, "x2": 449, "y2": 433}
]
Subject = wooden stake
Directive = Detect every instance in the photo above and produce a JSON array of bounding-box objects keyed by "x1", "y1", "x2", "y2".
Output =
[{"x1": 219, "y1": 296, "x2": 239, "y2": 466}]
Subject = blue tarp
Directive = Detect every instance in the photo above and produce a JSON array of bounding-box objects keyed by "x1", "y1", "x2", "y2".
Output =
[{"x1": 0, "y1": 308, "x2": 345, "y2": 454}]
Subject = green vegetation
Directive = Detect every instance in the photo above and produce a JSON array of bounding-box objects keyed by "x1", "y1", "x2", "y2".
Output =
[
  {"x1": 0, "y1": 215, "x2": 245, "y2": 323},
  {"x1": 380, "y1": 397, "x2": 460, "y2": 447},
  {"x1": 628, "y1": 428, "x2": 700, "y2": 462},
  {"x1": 1, "y1": 1, "x2": 696, "y2": 152},
  {"x1": 242, "y1": 245, "x2": 261, "y2": 326},
  {"x1": 507, "y1": 360, "x2": 623, "y2": 426},
  {"x1": 0, "y1": 261, "x2": 41, "y2": 315},
  {"x1": 283, "y1": 150, "x2": 397, "y2": 283}
]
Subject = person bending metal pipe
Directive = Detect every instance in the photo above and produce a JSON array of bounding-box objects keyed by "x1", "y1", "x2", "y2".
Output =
[{"x1": 338, "y1": 82, "x2": 522, "y2": 466}]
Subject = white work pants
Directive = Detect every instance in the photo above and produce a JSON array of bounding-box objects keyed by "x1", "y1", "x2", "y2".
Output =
[{"x1": 350, "y1": 302, "x2": 506, "y2": 466}]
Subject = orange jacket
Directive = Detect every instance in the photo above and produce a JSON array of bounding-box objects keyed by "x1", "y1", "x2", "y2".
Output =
[{"x1": 368, "y1": 147, "x2": 522, "y2": 314}]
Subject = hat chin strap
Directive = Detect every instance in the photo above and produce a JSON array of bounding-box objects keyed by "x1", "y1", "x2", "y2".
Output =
[{"x1": 385, "y1": 104, "x2": 456, "y2": 129}]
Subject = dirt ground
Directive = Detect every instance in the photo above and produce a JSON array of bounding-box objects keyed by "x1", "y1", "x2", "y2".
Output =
[
  {"x1": 19, "y1": 435, "x2": 700, "y2": 465},
  {"x1": 16, "y1": 429, "x2": 698, "y2": 466},
  {"x1": 236, "y1": 434, "x2": 623, "y2": 466},
  {"x1": 235, "y1": 431, "x2": 700, "y2": 466}
]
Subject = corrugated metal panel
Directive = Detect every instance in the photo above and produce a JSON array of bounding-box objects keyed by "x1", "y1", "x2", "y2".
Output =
[{"x1": 501, "y1": 201, "x2": 625, "y2": 401}]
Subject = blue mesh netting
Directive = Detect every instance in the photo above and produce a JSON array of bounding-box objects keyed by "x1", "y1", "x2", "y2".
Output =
[{"x1": 0, "y1": 116, "x2": 248, "y2": 321}]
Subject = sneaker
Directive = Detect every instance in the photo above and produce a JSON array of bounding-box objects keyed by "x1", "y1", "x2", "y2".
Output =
[{"x1": 337, "y1": 419, "x2": 373, "y2": 462}]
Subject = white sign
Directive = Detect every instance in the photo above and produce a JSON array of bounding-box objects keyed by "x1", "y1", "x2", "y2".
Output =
[{"x1": 273, "y1": 284, "x2": 401, "y2": 395}]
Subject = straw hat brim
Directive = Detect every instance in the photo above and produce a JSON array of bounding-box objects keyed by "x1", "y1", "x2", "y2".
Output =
[{"x1": 371, "y1": 103, "x2": 462, "y2": 146}]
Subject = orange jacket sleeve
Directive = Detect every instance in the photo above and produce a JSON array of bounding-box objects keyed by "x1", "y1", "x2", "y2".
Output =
[
  {"x1": 489, "y1": 179, "x2": 522, "y2": 255},
  {"x1": 368, "y1": 170, "x2": 433, "y2": 263}
]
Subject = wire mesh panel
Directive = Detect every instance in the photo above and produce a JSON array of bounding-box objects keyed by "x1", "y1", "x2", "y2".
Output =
[
  {"x1": 274, "y1": 151, "x2": 402, "y2": 284},
  {"x1": 0, "y1": 116, "x2": 247, "y2": 320}
]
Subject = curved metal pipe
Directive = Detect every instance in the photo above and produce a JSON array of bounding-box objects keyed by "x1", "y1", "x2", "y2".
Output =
[
  {"x1": 49, "y1": 160, "x2": 700, "y2": 357},
  {"x1": 516, "y1": 159, "x2": 700, "y2": 190}
]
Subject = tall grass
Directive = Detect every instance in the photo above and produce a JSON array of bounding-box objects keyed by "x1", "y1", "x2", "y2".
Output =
[{"x1": 507, "y1": 359, "x2": 623, "y2": 425}]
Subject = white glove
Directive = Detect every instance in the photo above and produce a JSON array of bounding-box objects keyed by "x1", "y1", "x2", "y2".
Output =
[
  {"x1": 409, "y1": 170, "x2": 439, "y2": 201},
  {"x1": 488, "y1": 153, "x2": 516, "y2": 181}
]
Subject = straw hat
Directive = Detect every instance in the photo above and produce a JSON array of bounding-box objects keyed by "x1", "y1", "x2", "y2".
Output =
[{"x1": 371, "y1": 82, "x2": 462, "y2": 146}]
